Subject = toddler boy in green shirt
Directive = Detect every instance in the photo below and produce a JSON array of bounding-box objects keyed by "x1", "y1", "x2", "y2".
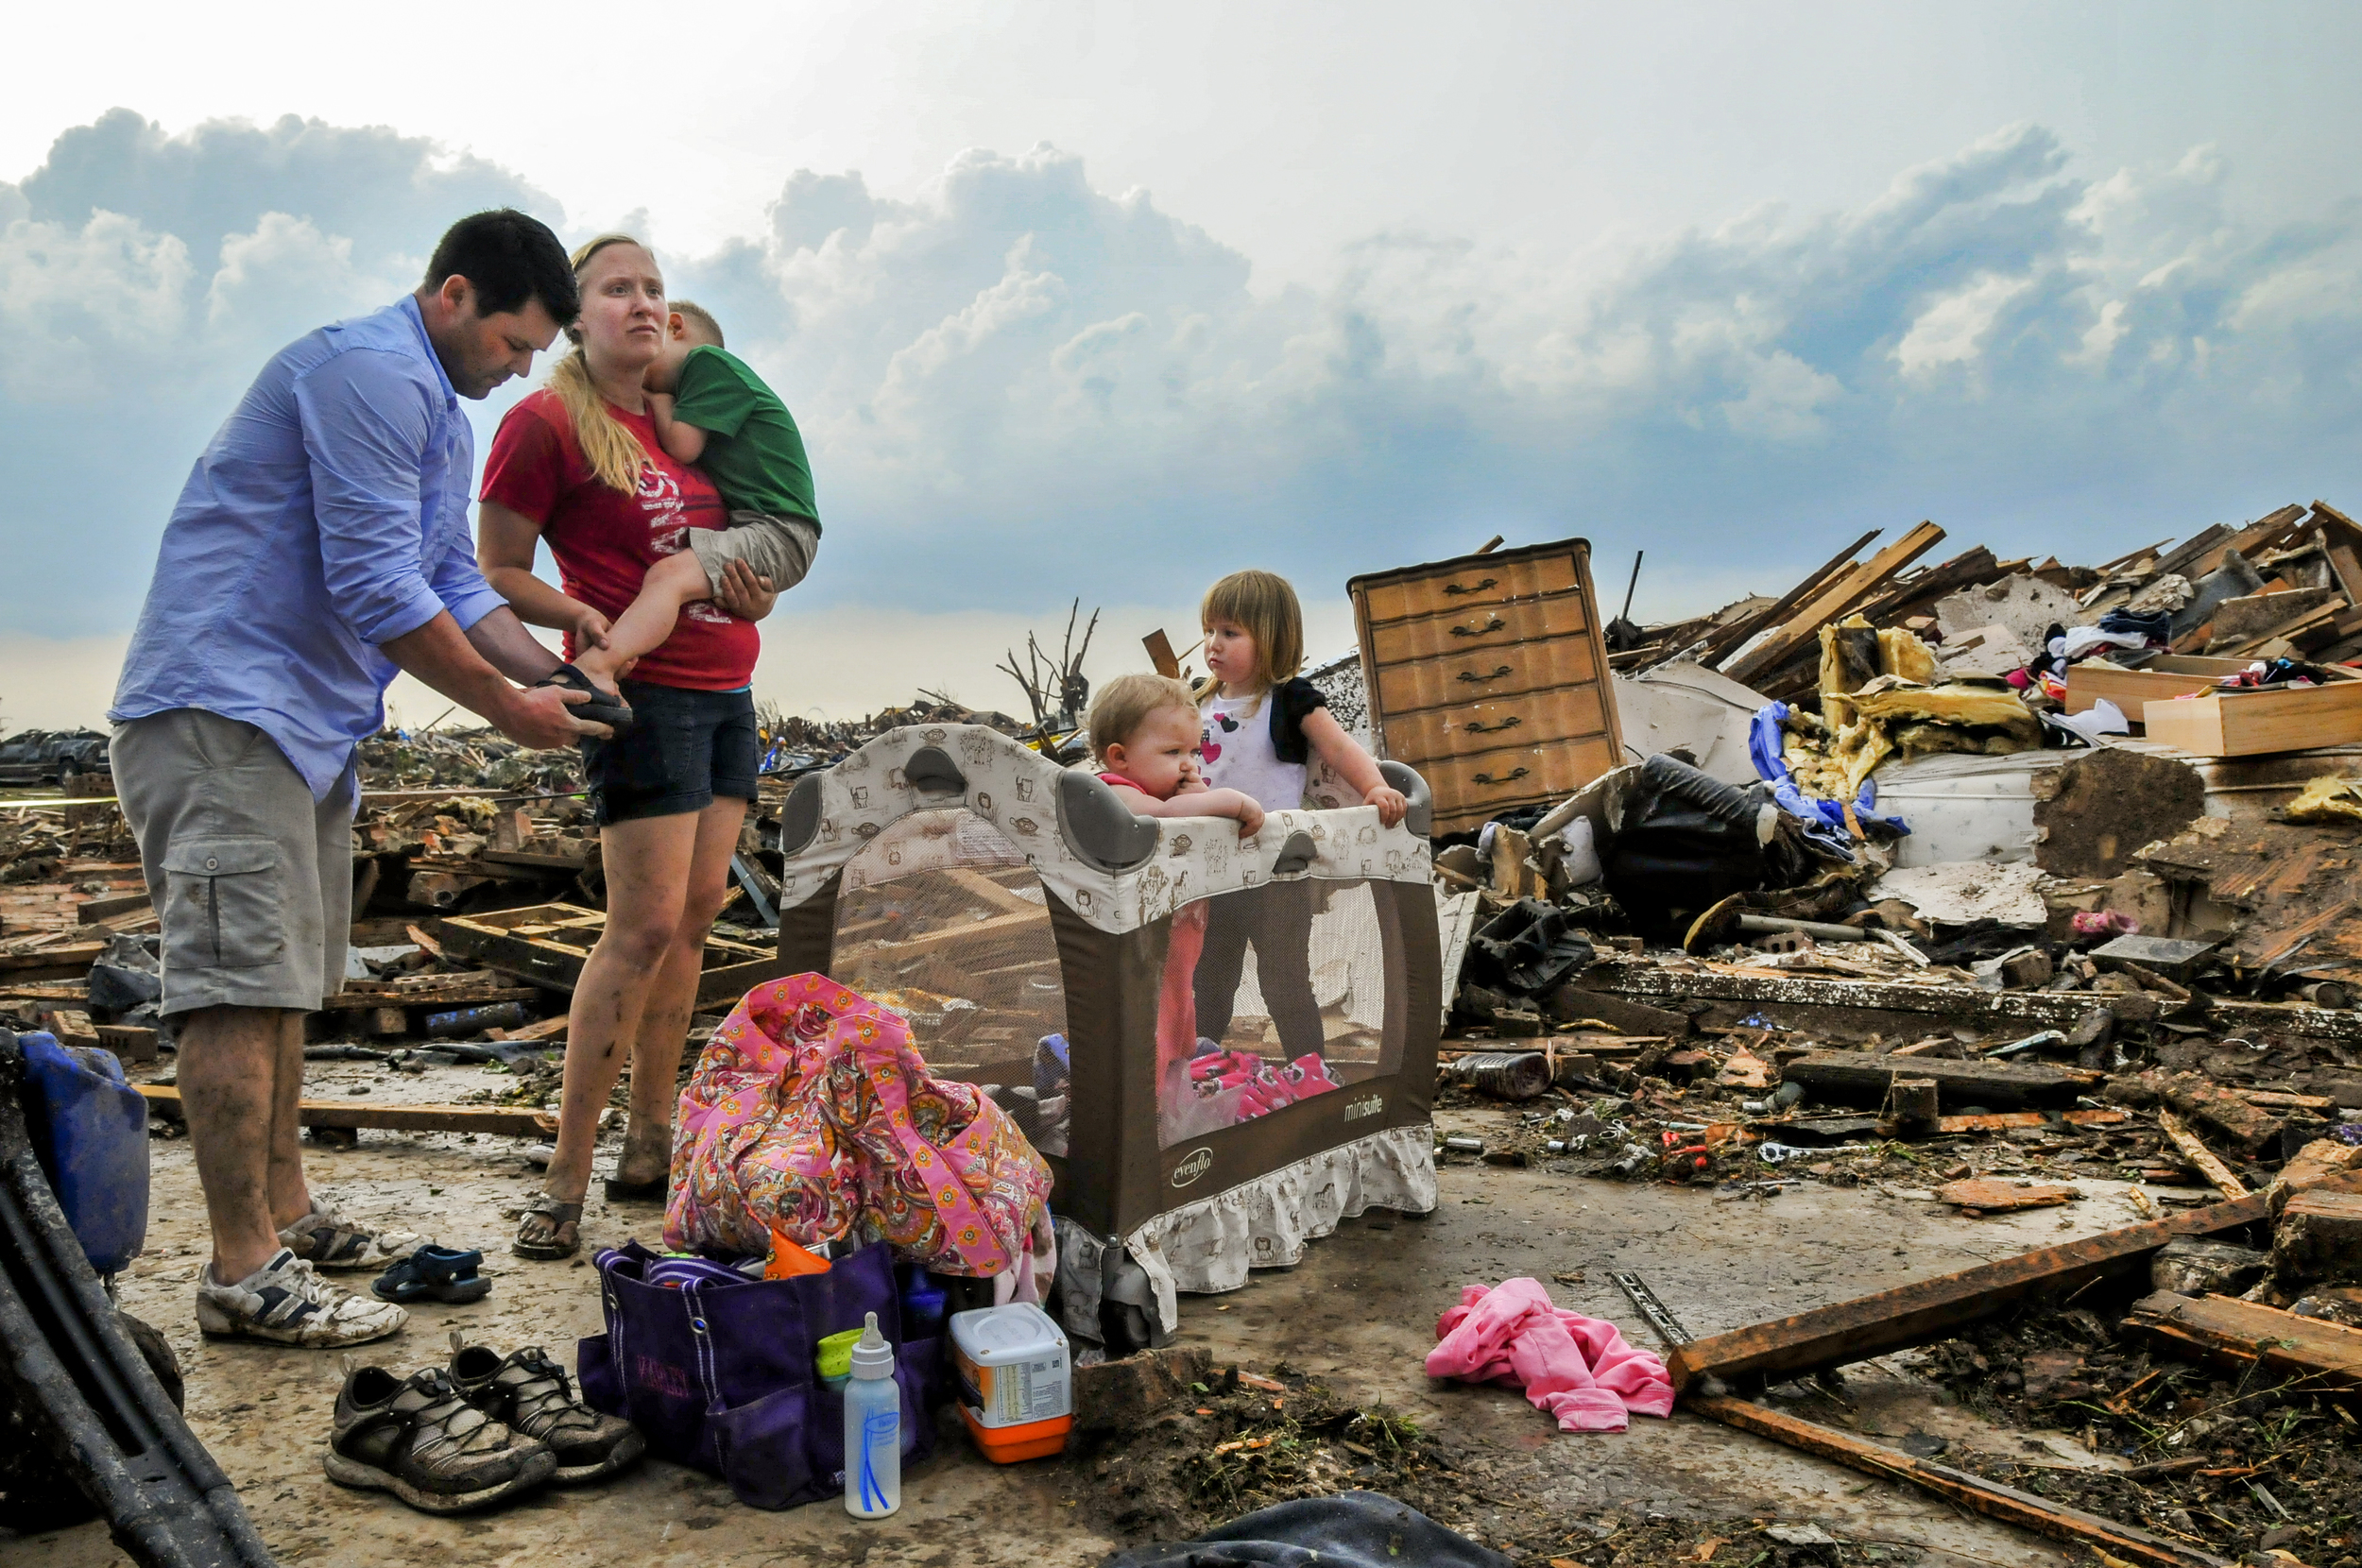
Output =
[{"x1": 573, "y1": 300, "x2": 821, "y2": 692}]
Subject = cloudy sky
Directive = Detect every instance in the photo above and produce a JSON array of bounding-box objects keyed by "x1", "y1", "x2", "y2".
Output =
[{"x1": 7, "y1": 1, "x2": 2362, "y2": 731}]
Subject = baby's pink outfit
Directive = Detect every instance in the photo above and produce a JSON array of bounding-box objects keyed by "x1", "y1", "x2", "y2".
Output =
[{"x1": 1426, "y1": 1277, "x2": 1674, "y2": 1433}]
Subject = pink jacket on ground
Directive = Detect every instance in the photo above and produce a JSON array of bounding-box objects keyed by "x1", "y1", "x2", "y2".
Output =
[{"x1": 1426, "y1": 1277, "x2": 1675, "y2": 1433}]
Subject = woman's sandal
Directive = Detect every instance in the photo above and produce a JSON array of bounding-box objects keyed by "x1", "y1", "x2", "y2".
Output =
[
  {"x1": 601, "y1": 1173, "x2": 666, "y2": 1203},
  {"x1": 535, "y1": 664, "x2": 634, "y2": 738},
  {"x1": 511, "y1": 1197, "x2": 583, "y2": 1262}
]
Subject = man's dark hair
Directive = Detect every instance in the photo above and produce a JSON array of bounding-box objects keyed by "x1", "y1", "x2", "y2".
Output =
[{"x1": 424, "y1": 210, "x2": 579, "y2": 325}]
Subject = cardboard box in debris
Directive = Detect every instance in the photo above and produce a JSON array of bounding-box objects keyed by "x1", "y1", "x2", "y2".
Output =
[{"x1": 9, "y1": 504, "x2": 2362, "y2": 1219}]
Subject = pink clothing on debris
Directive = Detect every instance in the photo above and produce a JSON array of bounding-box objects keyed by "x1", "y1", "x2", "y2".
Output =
[{"x1": 1426, "y1": 1277, "x2": 1675, "y2": 1433}]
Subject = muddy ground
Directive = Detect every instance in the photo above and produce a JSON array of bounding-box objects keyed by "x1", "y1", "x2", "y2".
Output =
[{"x1": 8, "y1": 1060, "x2": 2230, "y2": 1568}]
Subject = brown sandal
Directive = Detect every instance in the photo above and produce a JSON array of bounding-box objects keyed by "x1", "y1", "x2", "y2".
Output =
[{"x1": 510, "y1": 1197, "x2": 582, "y2": 1261}]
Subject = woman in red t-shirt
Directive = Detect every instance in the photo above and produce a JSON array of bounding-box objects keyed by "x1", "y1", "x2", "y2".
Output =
[{"x1": 478, "y1": 233, "x2": 779, "y2": 1260}]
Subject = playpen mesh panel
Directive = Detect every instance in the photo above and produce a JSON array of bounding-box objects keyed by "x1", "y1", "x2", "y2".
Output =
[
  {"x1": 1157, "y1": 877, "x2": 1406, "y2": 1149},
  {"x1": 829, "y1": 809, "x2": 1071, "y2": 1157}
]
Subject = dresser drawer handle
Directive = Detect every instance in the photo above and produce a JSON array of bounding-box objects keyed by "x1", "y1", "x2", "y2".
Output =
[
  {"x1": 1463, "y1": 715, "x2": 1522, "y2": 735},
  {"x1": 1442, "y1": 576, "x2": 1498, "y2": 597},
  {"x1": 1472, "y1": 767, "x2": 1531, "y2": 787},
  {"x1": 1449, "y1": 616, "x2": 1507, "y2": 638},
  {"x1": 1456, "y1": 665, "x2": 1513, "y2": 683}
]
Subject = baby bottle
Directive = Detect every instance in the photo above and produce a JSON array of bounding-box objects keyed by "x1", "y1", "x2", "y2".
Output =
[{"x1": 843, "y1": 1311, "x2": 900, "y2": 1519}]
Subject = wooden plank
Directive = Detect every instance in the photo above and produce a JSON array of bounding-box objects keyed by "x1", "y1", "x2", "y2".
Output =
[
  {"x1": 1720, "y1": 522, "x2": 1945, "y2": 686},
  {"x1": 317, "y1": 984, "x2": 539, "y2": 1013},
  {"x1": 1581, "y1": 960, "x2": 2362, "y2": 1045},
  {"x1": 1666, "y1": 1192, "x2": 2274, "y2": 1391},
  {"x1": 1686, "y1": 1396, "x2": 2234, "y2": 1568},
  {"x1": 1694, "y1": 529, "x2": 1885, "y2": 664},
  {"x1": 2155, "y1": 1110, "x2": 2249, "y2": 1200},
  {"x1": 137, "y1": 1085, "x2": 556, "y2": 1139},
  {"x1": 944, "y1": 868, "x2": 1050, "y2": 919},
  {"x1": 2125, "y1": 1291, "x2": 2362, "y2": 1399},
  {"x1": 1936, "y1": 1108, "x2": 2128, "y2": 1133},
  {"x1": 1782, "y1": 1050, "x2": 2092, "y2": 1111}
]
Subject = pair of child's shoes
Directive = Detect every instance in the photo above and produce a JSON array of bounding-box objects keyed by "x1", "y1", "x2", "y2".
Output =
[
  {"x1": 324, "y1": 1331, "x2": 644, "y2": 1515},
  {"x1": 371, "y1": 1245, "x2": 490, "y2": 1304}
]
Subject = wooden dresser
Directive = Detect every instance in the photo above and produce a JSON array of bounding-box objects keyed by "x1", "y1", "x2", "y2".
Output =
[{"x1": 1347, "y1": 537, "x2": 1623, "y2": 834}]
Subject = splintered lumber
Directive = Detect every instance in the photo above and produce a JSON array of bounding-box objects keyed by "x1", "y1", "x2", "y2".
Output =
[
  {"x1": 137, "y1": 1085, "x2": 553, "y2": 1140},
  {"x1": 1696, "y1": 527, "x2": 1884, "y2": 664},
  {"x1": 2125, "y1": 1291, "x2": 2362, "y2": 1399},
  {"x1": 1720, "y1": 521, "x2": 1946, "y2": 686},
  {"x1": 1666, "y1": 1192, "x2": 2272, "y2": 1392},
  {"x1": 1687, "y1": 1396, "x2": 2234, "y2": 1568},
  {"x1": 433, "y1": 902, "x2": 791, "y2": 1008},
  {"x1": 2155, "y1": 1110, "x2": 2249, "y2": 1200},
  {"x1": 1783, "y1": 1050, "x2": 2089, "y2": 1111}
]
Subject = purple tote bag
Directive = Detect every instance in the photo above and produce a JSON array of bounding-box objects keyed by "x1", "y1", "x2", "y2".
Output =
[{"x1": 577, "y1": 1239, "x2": 938, "y2": 1509}]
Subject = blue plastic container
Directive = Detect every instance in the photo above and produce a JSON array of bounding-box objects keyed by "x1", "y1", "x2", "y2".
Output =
[{"x1": 19, "y1": 1031, "x2": 150, "y2": 1274}]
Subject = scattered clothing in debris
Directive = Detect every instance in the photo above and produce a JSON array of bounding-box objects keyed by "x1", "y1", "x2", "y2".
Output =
[{"x1": 1427, "y1": 1276, "x2": 1674, "y2": 1432}]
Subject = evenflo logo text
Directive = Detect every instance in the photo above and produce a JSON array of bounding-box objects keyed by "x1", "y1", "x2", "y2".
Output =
[{"x1": 1170, "y1": 1148, "x2": 1214, "y2": 1187}]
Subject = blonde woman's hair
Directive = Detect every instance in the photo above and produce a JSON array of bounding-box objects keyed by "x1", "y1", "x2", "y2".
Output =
[
  {"x1": 1193, "y1": 570, "x2": 1305, "y2": 707},
  {"x1": 670, "y1": 299, "x2": 724, "y2": 347},
  {"x1": 549, "y1": 232, "x2": 658, "y2": 494},
  {"x1": 1086, "y1": 673, "x2": 1198, "y2": 764}
]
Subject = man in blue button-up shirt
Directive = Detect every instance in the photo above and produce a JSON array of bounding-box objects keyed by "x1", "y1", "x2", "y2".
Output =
[{"x1": 109, "y1": 210, "x2": 604, "y2": 1349}]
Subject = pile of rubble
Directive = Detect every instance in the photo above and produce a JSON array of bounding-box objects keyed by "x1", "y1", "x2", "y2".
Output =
[{"x1": 1430, "y1": 501, "x2": 2362, "y2": 1231}]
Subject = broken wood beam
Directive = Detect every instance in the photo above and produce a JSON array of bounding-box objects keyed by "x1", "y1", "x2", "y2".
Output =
[
  {"x1": 1720, "y1": 521, "x2": 1946, "y2": 686},
  {"x1": 1784, "y1": 1049, "x2": 2090, "y2": 1111},
  {"x1": 319, "y1": 983, "x2": 540, "y2": 1013},
  {"x1": 1666, "y1": 1192, "x2": 2273, "y2": 1392},
  {"x1": 2155, "y1": 1109, "x2": 2249, "y2": 1200},
  {"x1": 2124, "y1": 1291, "x2": 2362, "y2": 1400},
  {"x1": 1686, "y1": 1396, "x2": 2234, "y2": 1568},
  {"x1": 1580, "y1": 961, "x2": 2362, "y2": 1044},
  {"x1": 137, "y1": 1085, "x2": 554, "y2": 1141}
]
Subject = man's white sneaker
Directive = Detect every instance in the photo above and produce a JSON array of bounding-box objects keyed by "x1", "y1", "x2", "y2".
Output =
[
  {"x1": 278, "y1": 1198, "x2": 421, "y2": 1271},
  {"x1": 195, "y1": 1248, "x2": 408, "y2": 1347}
]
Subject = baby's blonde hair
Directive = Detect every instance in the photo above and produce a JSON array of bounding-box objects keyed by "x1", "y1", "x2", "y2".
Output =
[
  {"x1": 549, "y1": 233, "x2": 658, "y2": 495},
  {"x1": 670, "y1": 299, "x2": 724, "y2": 347},
  {"x1": 1193, "y1": 570, "x2": 1305, "y2": 707},
  {"x1": 1086, "y1": 673, "x2": 1197, "y2": 764}
]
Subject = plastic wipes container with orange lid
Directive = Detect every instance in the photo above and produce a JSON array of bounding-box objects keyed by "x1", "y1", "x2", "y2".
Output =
[{"x1": 949, "y1": 1302, "x2": 1071, "y2": 1463}]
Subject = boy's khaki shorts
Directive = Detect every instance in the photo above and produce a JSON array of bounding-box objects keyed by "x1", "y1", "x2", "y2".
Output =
[
  {"x1": 111, "y1": 708, "x2": 354, "y2": 1016},
  {"x1": 687, "y1": 512, "x2": 819, "y2": 599}
]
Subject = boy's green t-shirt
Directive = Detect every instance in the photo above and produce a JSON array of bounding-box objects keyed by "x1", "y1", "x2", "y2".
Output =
[{"x1": 669, "y1": 344, "x2": 821, "y2": 530}]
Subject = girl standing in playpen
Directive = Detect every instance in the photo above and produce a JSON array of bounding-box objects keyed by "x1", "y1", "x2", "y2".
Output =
[{"x1": 1190, "y1": 571, "x2": 1410, "y2": 1063}]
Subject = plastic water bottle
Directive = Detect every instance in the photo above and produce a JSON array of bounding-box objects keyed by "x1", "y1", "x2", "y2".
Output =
[{"x1": 843, "y1": 1311, "x2": 900, "y2": 1519}]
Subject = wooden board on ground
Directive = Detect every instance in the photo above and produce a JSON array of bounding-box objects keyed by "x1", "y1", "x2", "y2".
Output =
[
  {"x1": 1580, "y1": 958, "x2": 2362, "y2": 1044},
  {"x1": 137, "y1": 1085, "x2": 554, "y2": 1140},
  {"x1": 1934, "y1": 1178, "x2": 2081, "y2": 1213},
  {"x1": 433, "y1": 901, "x2": 792, "y2": 1009},
  {"x1": 2125, "y1": 1291, "x2": 2362, "y2": 1398},
  {"x1": 1784, "y1": 1049, "x2": 2092, "y2": 1111},
  {"x1": 317, "y1": 984, "x2": 539, "y2": 1013},
  {"x1": 1687, "y1": 1396, "x2": 2234, "y2": 1568},
  {"x1": 1666, "y1": 1192, "x2": 2273, "y2": 1391}
]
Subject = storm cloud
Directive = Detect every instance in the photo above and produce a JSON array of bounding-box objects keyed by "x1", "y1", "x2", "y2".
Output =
[{"x1": 6, "y1": 110, "x2": 2360, "y2": 655}]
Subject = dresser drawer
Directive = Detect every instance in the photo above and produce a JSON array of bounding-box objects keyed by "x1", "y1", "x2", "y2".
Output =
[
  {"x1": 1378, "y1": 686, "x2": 1612, "y2": 764},
  {"x1": 1357, "y1": 554, "x2": 1583, "y2": 624},
  {"x1": 1366, "y1": 589, "x2": 1592, "y2": 667},
  {"x1": 1420, "y1": 736, "x2": 1622, "y2": 831},
  {"x1": 1372, "y1": 633, "x2": 1601, "y2": 715}
]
